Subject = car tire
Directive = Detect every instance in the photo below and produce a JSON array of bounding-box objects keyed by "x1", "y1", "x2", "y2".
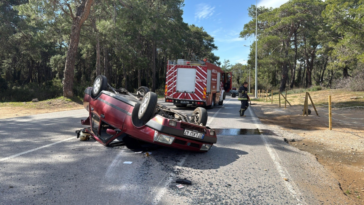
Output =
[
  {"x1": 91, "y1": 75, "x2": 108, "y2": 98},
  {"x1": 232, "y1": 93, "x2": 236, "y2": 98},
  {"x1": 192, "y1": 107, "x2": 208, "y2": 126},
  {"x1": 175, "y1": 104, "x2": 187, "y2": 108},
  {"x1": 138, "y1": 92, "x2": 158, "y2": 121},
  {"x1": 137, "y1": 86, "x2": 150, "y2": 97}
]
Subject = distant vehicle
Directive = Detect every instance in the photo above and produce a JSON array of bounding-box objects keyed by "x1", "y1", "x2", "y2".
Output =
[
  {"x1": 164, "y1": 59, "x2": 232, "y2": 108},
  {"x1": 78, "y1": 75, "x2": 217, "y2": 152}
]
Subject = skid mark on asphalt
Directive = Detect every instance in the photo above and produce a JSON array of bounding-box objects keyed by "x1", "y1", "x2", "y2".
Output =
[
  {"x1": 248, "y1": 108, "x2": 306, "y2": 204},
  {"x1": 0, "y1": 137, "x2": 76, "y2": 162}
]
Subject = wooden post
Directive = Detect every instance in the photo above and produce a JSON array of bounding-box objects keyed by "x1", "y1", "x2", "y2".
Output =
[
  {"x1": 308, "y1": 93, "x2": 319, "y2": 116},
  {"x1": 285, "y1": 89, "x2": 287, "y2": 108},
  {"x1": 271, "y1": 90, "x2": 273, "y2": 104},
  {"x1": 266, "y1": 90, "x2": 268, "y2": 102},
  {"x1": 279, "y1": 91, "x2": 281, "y2": 108},
  {"x1": 302, "y1": 92, "x2": 307, "y2": 116},
  {"x1": 305, "y1": 92, "x2": 309, "y2": 116},
  {"x1": 329, "y1": 95, "x2": 332, "y2": 130}
]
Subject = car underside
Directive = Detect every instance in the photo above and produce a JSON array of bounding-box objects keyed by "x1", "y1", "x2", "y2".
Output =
[{"x1": 78, "y1": 75, "x2": 217, "y2": 152}]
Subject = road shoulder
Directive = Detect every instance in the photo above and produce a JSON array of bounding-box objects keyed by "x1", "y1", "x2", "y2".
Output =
[{"x1": 250, "y1": 104, "x2": 355, "y2": 204}]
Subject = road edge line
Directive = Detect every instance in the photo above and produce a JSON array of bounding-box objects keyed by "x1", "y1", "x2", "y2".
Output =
[
  {"x1": 247, "y1": 107, "x2": 305, "y2": 204},
  {"x1": 0, "y1": 137, "x2": 75, "y2": 162}
]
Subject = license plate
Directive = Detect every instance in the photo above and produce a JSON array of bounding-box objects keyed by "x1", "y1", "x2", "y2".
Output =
[
  {"x1": 184, "y1": 129, "x2": 204, "y2": 139},
  {"x1": 180, "y1": 100, "x2": 189, "y2": 104}
]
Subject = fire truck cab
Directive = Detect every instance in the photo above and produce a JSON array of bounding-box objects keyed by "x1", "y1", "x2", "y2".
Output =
[{"x1": 164, "y1": 59, "x2": 232, "y2": 108}]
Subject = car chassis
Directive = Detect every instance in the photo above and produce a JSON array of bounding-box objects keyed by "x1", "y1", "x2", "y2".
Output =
[{"x1": 78, "y1": 75, "x2": 217, "y2": 152}]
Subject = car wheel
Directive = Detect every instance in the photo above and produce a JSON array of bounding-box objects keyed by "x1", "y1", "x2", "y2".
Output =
[
  {"x1": 232, "y1": 93, "x2": 236, "y2": 98},
  {"x1": 137, "y1": 86, "x2": 150, "y2": 97},
  {"x1": 138, "y1": 92, "x2": 158, "y2": 121},
  {"x1": 92, "y1": 75, "x2": 108, "y2": 98},
  {"x1": 192, "y1": 107, "x2": 208, "y2": 126}
]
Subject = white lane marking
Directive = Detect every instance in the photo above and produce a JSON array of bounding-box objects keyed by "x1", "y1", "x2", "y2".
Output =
[
  {"x1": 247, "y1": 108, "x2": 305, "y2": 204},
  {"x1": 0, "y1": 137, "x2": 75, "y2": 162},
  {"x1": 150, "y1": 155, "x2": 188, "y2": 205},
  {"x1": 207, "y1": 107, "x2": 222, "y2": 125},
  {"x1": 150, "y1": 100, "x2": 226, "y2": 205}
]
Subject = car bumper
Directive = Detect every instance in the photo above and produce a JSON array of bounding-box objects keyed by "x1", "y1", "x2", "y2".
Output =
[{"x1": 145, "y1": 115, "x2": 217, "y2": 144}]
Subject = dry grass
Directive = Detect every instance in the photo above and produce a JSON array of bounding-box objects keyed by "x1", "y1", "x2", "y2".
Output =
[
  {"x1": 0, "y1": 97, "x2": 83, "y2": 119},
  {"x1": 257, "y1": 89, "x2": 364, "y2": 108}
]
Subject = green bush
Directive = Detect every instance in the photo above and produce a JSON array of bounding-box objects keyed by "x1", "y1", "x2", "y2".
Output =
[
  {"x1": 155, "y1": 87, "x2": 165, "y2": 97},
  {"x1": 308, "y1": 86, "x2": 322, "y2": 91}
]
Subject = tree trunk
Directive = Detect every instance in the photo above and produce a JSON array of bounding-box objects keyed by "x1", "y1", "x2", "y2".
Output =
[
  {"x1": 63, "y1": 0, "x2": 94, "y2": 97},
  {"x1": 343, "y1": 66, "x2": 350, "y2": 78},
  {"x1": 320, "y1": 57, "x2": 328, "y2": 83},
  {"x1": 152, "y1": 42, "x2": 156, "y2": 91},
  {"x1": 104, "y1": 46, "x2": 109, "y2": 80},
  {"x1": 280, "y1": 40, "x2": 289, "y2": 92},
  {"x1": 290, "y1": 31, "x2": 298, "y2": 88},
  {"x1": 123, "y1": 62, "x2": 127, "y2": 89},
  {"x1": 95, "y1": 32, "x2": 101, "y2": 76},
  {"x1": 138, "y1": 68, "x2": 141, "y2": 87}
]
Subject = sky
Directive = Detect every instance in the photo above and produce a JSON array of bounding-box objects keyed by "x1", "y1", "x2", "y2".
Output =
[{"x1": 182, "y1": 0, "x2": 289, "y2": 65}]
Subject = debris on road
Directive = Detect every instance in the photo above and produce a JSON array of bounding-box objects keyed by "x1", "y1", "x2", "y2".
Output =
[
  {"x1": 283, "y1": 178, "x2": 289, "y2": 181},
  {"x1": 123, "y1": 161, "x2": 133, "y2": 164},
  {"x1": 145, "y1": 152, "x2": 152, "y2": 157},
  {"x1": 32, "y1": 98, "x2": 39, "y2": 102},
  {"x1": 176, "y1": 184, "x2": 184, "y2": 189},
  {"x1": 176, "y1": 179, "x2": 192, "y2": 185}
]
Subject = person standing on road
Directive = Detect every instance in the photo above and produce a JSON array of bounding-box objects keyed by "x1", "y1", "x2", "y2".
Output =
[{"x1": 238, "y1": 82, "x2": 250, "y2": 116}]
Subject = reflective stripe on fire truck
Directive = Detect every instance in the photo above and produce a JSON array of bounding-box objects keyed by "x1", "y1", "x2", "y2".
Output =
[
  {"x1": 164, "y1": 85, "x2": 168, "y2": 95},
  {"x1": 203, "y1": 88, "x2": 206, "y2": 99}
]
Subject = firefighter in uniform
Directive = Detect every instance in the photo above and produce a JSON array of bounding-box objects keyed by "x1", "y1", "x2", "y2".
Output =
[{"x1": 238, "y1": 82, "x2": 249, "y2": 116}]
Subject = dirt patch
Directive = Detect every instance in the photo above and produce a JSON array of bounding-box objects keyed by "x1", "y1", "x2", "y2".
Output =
[
  {"x1": 0, "y1": 97, "x2": 83, "y2": 119},
  {"x1": 252, "y1": 97, "x2": 364, "y2": 204}
]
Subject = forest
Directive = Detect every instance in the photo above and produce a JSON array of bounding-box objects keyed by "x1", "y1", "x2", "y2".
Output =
[
  {"x1": 238, "y1": 0, "x2": 364, "y2": 92},
  {"x1": 0, "y1": 0, "x2": 219, "y2": 101},
  {"x1": 1, "y1": 0, "x2": 364, "y2": 102}
]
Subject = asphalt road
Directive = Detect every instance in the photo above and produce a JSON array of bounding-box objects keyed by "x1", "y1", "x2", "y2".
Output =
[{"x1": 0, "y1": 97, "x2": 347, "y2": 205}]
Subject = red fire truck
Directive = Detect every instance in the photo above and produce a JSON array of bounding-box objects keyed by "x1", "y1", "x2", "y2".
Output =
[{"x1": 164, "y1": 59, "x2": 232, "y2": 108}]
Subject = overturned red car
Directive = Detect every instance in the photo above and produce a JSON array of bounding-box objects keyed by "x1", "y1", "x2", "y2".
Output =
[{"x1": 78, "y1": 75, "x2": 217, "y2": 152}]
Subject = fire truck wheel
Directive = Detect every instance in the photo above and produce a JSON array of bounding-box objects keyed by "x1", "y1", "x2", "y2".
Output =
[
  {"x1": 192, "y1": 107, "x2": 208, "y2": 126},
  {"x1": 91, "y1": 75, "x2": 108, "y2": 98},
  {"x1": 207, "y1": 95, "x2": 216, "y2": 109},
  {"x1": 138, "y1": 92, "x2": 158, "y2": 121},
  {"x1": 175, "y1": 104, "x2": 187, "y2": 108}
]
